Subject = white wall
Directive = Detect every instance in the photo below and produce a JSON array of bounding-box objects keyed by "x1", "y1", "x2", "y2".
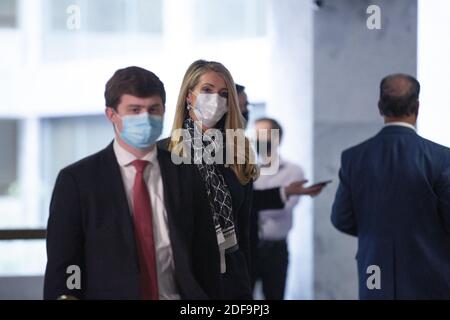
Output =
[{"x1": 418, "y1": 0, "x2": 450, "y2": 147}]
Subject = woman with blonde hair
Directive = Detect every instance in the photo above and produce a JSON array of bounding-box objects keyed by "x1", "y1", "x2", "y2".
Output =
[{"x1": 166, "y1": 59, "x2": 258, "y2": 299}]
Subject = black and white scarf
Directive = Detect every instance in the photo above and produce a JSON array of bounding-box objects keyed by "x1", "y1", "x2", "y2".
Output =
[{"x1": 183, "y1": 117, "x2": 238, "y2": 273}]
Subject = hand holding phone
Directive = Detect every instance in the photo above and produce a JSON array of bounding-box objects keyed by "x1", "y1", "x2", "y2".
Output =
[
  {"x1": 306, "y1": 180, "x2": 333, "y2": 189},
  {"x1": 284, "y1": 179, "x2": 332, "y2": 197}
]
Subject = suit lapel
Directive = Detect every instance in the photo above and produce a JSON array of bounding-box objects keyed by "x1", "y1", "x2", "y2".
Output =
[
  {"x1": 157, "y1": 146, "x2": 182, "y2": 228},
  {"x1": 102, "y1": 142, "x2": 139, "y2": 263}
]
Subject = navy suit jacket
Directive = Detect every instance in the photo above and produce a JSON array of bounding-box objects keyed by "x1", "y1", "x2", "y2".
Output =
[
  {"x1": 44, "y1": 139, "x2": 253, "y2": 300},
  {"x1": 331, "y1": 125, "x2": 450, "y2": 299}
]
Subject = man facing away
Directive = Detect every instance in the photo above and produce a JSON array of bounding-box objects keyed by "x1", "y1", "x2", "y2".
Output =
[
  {"x1": 44, "y1": 66, "x2": 210, "y2": 300},
  {"x1": 331, "y1": 74, "x2": 450, "y2": 299}
]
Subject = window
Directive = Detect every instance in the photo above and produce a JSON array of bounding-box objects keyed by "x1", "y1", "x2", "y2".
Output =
[
  {"x1": 0, "y1": 119, "x2": 45, "y2": 277},
  {"x1": 40, "y1": 115, "x2": 113, "y2": 225},
  {"x1": 0, "y1": 119, "x2": 21, "y2": 230},
  {"x1": 0, "y1": 120, "x2": 18, "y2": 197},
  {"x1": 44, "y1": 0, "x2": 164, "y2": 61},
  {"x1": 193, "y1": 0, "x2": 267, "y2": 38},
  {"x1": 0, "y1": 0, "x2": 17, "y2": 28},
  {"x1": 0, "y1": 115, "x2": 112, "y2": 276},
  {"x1": 247, "y1": 102, "x2": 266, "y2": 128},
  {"x1": 48, "y1": 0, "x2": 163, "y2": 33},
  {"x1": 0, "y1": 240, "x2": 46, "y2": 276}
]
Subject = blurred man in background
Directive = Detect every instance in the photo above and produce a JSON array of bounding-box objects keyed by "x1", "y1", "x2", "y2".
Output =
[
  {"x1": 253, "y1": 117, "x2": 324, "y2": 299},
  {"x1": 236, "y1": 84, "x2": 249, "y2": 124},
  {"x1": 235, "y1": 84, "x2": 325, "y2": 299}
]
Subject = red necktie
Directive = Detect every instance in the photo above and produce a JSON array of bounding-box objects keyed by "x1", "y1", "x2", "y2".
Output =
[{"x1": 131, "y1": 160, "x2": 159, "y2": 300}]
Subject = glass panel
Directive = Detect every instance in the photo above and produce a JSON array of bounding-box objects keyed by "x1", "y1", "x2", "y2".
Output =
[
  {"x1": 136, "y1": 0, "x2": 163, "y2": 33},
  {"x1": 0, "y1": 119, "x2": 20, "y2": 230},
  {"x1": 48, "y1": 0, "x2": 81, "y2": 31},
  {"x1": 48, "y1": 0, "x2": 163, "y2": 33},
  {"x1": 193, "y1": 0, "x2": 267, "y2": 38},
  {"x1": 86, "y1": 0, "x2": 127, "y2": 33},
  {"x1": 40, "y1": 115, "x2": 113, "y2": 227},
  {"x1": 0, "y1": 120, "x2": 18, "y2": 196},
  {"x1": 0, "y1": 240, "x2": 46, "y2": 276},
  {"x1": 0, "y1": 0, "x2": 17, "y2": 28}
]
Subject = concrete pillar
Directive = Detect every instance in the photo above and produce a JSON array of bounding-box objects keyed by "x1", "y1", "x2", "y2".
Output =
[{"x1": 313, "y1": 0, "x2": 417, "y2": 299}]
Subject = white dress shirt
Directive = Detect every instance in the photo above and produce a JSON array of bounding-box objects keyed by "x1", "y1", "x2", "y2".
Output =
[
  {"x1": 254, "y1": 158, "x2": 305, "y2": 241},
  {"x1": 384, "y1": 121, "x2": 417, "y2": 131},
  {"x1": 113, "y1": 139, "x2": 180, "y2": 300}
]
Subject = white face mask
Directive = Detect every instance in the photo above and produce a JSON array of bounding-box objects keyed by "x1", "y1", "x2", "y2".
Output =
[{"x1": 190, "y1": 92, "x2": 228, "y2": 128}]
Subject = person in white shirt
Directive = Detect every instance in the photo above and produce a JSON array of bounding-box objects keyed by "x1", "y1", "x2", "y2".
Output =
[
  {"x1": 252, "y1": 117, "x2": 326, "y2": 300},
  {"x1": 235, "y1": 85, "x2": 326, "y2": 296}
]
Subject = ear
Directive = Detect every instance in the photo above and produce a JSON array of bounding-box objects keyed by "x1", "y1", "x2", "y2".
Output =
[
  {"x1": 105, "y1": 107, "x2": 115, "y2": 122},
  {"x1": 378, "y1": 101, "x2": 384, "y2": 116},
  {"x1": 105, "y1": 107, "x2": 122, "y2": 133},
  {"x1": 186, "y1": 91, "x2": 194, "y2": 107}
]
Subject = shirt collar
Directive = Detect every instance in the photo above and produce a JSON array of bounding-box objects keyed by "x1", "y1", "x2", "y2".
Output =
[
  {"x1": 113, "y1": 139, "x2": 157, "y2": 167},
  {"x1": 384, "y1": 121, "x2": 416, "y2": 132}
]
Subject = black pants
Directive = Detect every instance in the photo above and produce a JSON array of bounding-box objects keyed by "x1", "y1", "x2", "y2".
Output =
[{"x1": 253, "y1": 239, "x2": 288, "y2": 300}]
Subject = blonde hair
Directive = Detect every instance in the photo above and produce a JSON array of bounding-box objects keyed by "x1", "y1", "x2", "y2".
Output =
[{"x1": 169, "y1": 59, "x2": 259, "y2": 185}]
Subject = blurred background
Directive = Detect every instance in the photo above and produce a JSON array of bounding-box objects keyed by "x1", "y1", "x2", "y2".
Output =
[{"x1": 0, "y1": 0, "x2": 448, "y2": 299}]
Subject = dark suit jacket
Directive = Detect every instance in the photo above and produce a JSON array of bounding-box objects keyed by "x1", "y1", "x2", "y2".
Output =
[
  {"x1": 188, "y1": 143, "x2": 254, "y2": 300},
  {"x1": 331, "y1": 125, "x2": 450, "y2": 299},
  {"x1": 44, "y1": 139, "x2": 252, "y2": 300}
]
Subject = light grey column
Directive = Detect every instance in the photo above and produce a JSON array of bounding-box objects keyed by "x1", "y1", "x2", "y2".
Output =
[
  {"x1": 266, "y1": 0, "x2": 314, "y2": 299},
  {"x1": 313, "y1": 0, "x2": 417, "y2": 299}
]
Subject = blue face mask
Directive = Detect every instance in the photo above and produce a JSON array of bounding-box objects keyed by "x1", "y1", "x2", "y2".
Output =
[{"x1": 115, "y1": 112, "x2": 163, "y2": 149}]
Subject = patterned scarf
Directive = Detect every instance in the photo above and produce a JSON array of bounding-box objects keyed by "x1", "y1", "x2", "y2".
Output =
[{"x1": 183, "y1": 117, "x2": 238, "y2": 273}]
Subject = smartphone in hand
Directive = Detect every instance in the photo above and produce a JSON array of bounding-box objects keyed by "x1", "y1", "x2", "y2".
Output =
[{"x1": 307, "y1": 180, "x2": 332, "y2": 188}]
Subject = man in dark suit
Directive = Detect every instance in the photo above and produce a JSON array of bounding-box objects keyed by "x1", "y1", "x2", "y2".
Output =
[
  {"x1": 44, "y1": 66, "x2": 211, "y2": 299},
  {"x1": 331, "y1": 74, "x2": 450, "y2": 299}
]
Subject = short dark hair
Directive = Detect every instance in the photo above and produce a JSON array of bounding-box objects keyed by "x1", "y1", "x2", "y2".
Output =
[
  {"x1": 235, "y1": 84, "x2": 245, "y2": 94},
  {"x1": 378, "y1": 74, "x2": 420, "y2": 117},
  {"x1": 255, "y1": 117, "x2": 283, "y2": 141},
  {"x1": 104, "y1": 66, "x2": 166, "y2": 111}
]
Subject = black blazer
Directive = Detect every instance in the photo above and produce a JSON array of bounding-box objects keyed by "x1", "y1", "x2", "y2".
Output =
[
  {"x1": 183, "y1": 138, "x2": 255, "y2": 300},
  {"x1": 44, "y1": 139, "x2": 254, "y2": 300},
  {"x1": 332, "y1": 126, "x2": 450, "y2": 299},
  {"x1": 44, "y1": 140, "x2": 204, "y2": 299}
]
